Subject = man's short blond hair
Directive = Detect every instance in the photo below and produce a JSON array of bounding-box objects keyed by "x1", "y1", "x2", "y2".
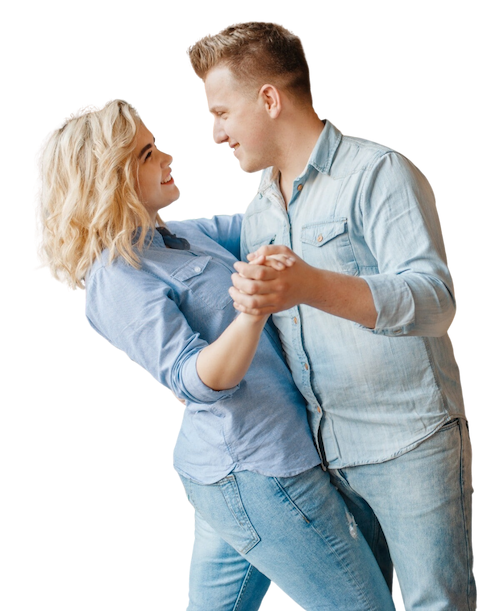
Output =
[{"x1": 188, "y1": 22, "x2": 312, "y2": 105}]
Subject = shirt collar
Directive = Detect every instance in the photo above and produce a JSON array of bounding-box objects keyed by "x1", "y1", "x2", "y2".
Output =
[
  {"x1": 258, "y1": 120, "x2": 343, "y2": 195},
  {"x1": 308, "y1": 120, "x2": 343, "y2": 174}
]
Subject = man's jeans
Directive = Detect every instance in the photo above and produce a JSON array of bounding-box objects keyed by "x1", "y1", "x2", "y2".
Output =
[
  {"x1": 180, "y1": 465, "x2": 395, "y2": 610},
  {"x1": 330, "y1": 418, "x2": 476, "y2": 610}
]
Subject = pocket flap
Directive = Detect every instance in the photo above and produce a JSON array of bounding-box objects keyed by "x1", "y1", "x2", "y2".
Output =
[
  {"x1": 171, "y1": 256, "x2": 211, "y2": 282},
  {"x1": 301, "y1": 220, "x2": 347, "y2": 247}
]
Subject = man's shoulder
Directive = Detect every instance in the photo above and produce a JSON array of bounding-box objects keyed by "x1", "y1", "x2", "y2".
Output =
[
  {"x1": 331, "y1": 132, "x2": 396, "y2": 178},
  {"x1": 342, "y1": 134, "x2": 394, "y2": 155}
]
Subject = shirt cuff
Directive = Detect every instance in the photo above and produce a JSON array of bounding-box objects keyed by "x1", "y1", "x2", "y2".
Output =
[
  {"x1": 181, "y1": 354, "x2": 240, "y2": 404},
  {"x1": 358, "y1": 273, "x2": 416, "y2": 336}
]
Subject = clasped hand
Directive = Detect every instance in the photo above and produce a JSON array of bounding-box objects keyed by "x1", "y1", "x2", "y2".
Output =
[{"x1": 230, "y1": 245, "x2": 312, "y2": 316}]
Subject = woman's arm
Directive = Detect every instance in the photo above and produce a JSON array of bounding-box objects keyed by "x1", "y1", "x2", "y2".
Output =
[
  {"x1": 196, "y1": 254, "x2": 295, "y2": 391},
  {"x1": 196, "y1": 312, "x2": 269, "y2": 390}
]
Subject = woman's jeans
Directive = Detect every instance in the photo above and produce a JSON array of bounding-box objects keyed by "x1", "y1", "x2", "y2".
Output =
[
  {"x1": 180, "y1": 465, "x2": 395, "y2": 611},
  {"x1": 330, "y1": 417, "x2": 476, "y2": 610}
]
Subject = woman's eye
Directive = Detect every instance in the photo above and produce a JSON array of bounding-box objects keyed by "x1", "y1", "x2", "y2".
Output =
[{"x1": 145, "y1": 151, "x2": 152, "y2": 161}]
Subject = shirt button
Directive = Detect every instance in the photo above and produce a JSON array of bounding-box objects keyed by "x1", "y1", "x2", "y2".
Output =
[
  {"x1": 317, "y1": 234, "x2": 323, "y2": 243},
  {"x1": 293, "y1": 317, "x2": 298, "y2": 324},
  {"x1": 297, "y1": 184, "x2": 303, "y2": 191},
  {"x1": 304, "y1": 363, "x2": 309, "y2": 371},
  {"x1": 316, "y1": 406, "x2": 321, "y2": 413},
  {"x1": 194, "y1": 266, "x2": 201, "y2": 273}
]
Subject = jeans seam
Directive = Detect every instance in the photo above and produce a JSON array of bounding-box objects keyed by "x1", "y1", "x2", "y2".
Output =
[
  {"x1": 233, "y1": 564, "x2": 257, "y2": 611},
  {"x1": 272, "y1": 477, "x2": 310, "y2": 523},
  {"x1": 458, "y1": 420, "x2": 474, "y2": 610},
  {"x1": 218, "y1": 475, "x2": 260, "y2": 555},
  {"x1": 272, "y1": 476, "x2": 380, "y2": 611}
]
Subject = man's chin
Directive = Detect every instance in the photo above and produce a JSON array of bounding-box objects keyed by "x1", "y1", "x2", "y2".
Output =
[{"x1": 238, "y1": 158, "x2": 264, "y2": 174}]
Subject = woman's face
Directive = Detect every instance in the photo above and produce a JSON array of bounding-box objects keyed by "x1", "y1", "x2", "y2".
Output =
[{"x1": 133, "y1": 122, "x2": 180, "y2": 221}]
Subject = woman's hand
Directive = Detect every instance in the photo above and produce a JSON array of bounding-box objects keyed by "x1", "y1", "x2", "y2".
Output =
[
  {"x1": 230, "y1": 244, "x2": 377, "y2": 328},
  {"x1": 232, "y1": 253, "x2": 296, "y2": 319},
  {"x1": 248, "y1": 252, "x2": 296, "y2": 271},
  {"x1": 194, "y1": 254, "x2": 294, "y2": 391}
]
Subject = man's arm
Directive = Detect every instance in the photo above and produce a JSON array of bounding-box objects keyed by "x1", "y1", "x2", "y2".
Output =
[
  {"x1": 232, "y1": 152, "x2": 455, "y2": 338},
  {"x1": 231, "y1": 249, "x2": 377, "y2": 328}
]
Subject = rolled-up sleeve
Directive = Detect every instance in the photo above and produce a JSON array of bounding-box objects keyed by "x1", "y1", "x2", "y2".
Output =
[
  {"x1": 358, "y1": 152, "x2": 456, "y2": 337},
  {"x1": 86, "y1": 263, "x2": 239, "y2": 404}
]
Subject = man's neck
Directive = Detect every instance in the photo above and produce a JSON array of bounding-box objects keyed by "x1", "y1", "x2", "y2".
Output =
[{"x1": 276, "y1": 113, "x2": 325, "y2": 206}]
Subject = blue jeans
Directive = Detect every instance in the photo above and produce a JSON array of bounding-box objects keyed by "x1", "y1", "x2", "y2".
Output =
[
  {"x1": 330, "y1": 418, "x2": 476, "y2": 610},
  {"x1": 180, "y1": 465, "x2": 395, "y2": 610}
]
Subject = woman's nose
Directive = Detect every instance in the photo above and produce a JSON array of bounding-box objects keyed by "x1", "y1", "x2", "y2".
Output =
[{"x1": 161, "y1": 152, "x2": 173, "y2": 166}]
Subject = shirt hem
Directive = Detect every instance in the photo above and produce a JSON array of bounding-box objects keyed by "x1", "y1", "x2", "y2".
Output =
[
  {"x1": 325, "y1": 414, "x2": 467, "y2": 469},
  {"x1": 174, "y1": 458, "x2": 321, "y2": 485}
]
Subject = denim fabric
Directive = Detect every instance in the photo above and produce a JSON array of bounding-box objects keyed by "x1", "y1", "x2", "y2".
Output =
[
  {"x1": 330, "y1": 419, "x2": 476, "y2": 610},
  {"x1": 240, "y1": 120, "x2": 474, "y2": 607},
  {"x1": 188, "y1": 514, "x2": 270, "y2": 611},
  {"x1": 181, "y1": 466, "x2": 395, "y2": 611},
  {"x1": 241, "y1": 121, "x2": 466, "y2": 468},
  {"x1": 85, "y1": 215, "x2": 320, "y2": 484}
]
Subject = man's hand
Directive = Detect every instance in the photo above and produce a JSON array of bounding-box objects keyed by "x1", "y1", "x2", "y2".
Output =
[
  {"x1": 230, "y1": 245, "x2": 311, "y2": 315},
  {"x1": 230, "y1": 244, "x2": 378, "y2": 327},
  {"x1": 248, "y1": 251, "x2": 296, "y2": 271}
]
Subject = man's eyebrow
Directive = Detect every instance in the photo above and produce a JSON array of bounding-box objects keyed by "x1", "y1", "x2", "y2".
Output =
[
  {"x1": 209, "y1": 105, "x2": 226, "y2": 114},
  {"x1": 138, "y1": 143, "x2": 153, "y2": 159}
]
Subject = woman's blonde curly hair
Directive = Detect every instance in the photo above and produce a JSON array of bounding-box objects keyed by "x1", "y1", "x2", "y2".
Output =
[{"x1": 39, "y1": 99, "x2": 161, "y2": 289}]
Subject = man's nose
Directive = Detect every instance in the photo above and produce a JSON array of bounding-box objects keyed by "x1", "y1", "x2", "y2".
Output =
[{"x1": 213, "y1": 121, "x2": 228, "y2": 144}]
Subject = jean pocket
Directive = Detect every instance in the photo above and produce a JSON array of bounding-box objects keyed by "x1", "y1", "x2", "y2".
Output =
[
  {"x1": 216, "y1": 475, "x2": 261, "y2": 554},
  {"x1": 439, "y1": 417, "x2": 460, "y2": 432},
  {"x1": 182, "y1": 474, "x2": 261, "y2": 555}
]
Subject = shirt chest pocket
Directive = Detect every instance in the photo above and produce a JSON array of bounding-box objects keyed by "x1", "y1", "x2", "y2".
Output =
[
  {"x1": 244, "y1": 232, "x2": 276, "y2": 259},
  {"x1": 300, "y1": 219, "x2": 359, "y2": 275},
  {"x1": 171, "y1": 256, "x2": 233, "y2": 310}
]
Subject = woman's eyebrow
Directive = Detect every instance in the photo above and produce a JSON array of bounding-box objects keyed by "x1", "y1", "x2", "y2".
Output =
[{"x1": 138, "y1": 143, "x2": 152, "y2": 159}]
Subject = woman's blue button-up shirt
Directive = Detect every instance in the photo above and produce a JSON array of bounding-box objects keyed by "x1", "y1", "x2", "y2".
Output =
[{"x1": 85, "y1": 215, "x2": 320, "y2": 484}]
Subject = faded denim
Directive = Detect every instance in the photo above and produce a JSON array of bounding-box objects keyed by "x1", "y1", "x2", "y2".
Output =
[{"x1": 182, "y1": 466, "x2": 395, "y2": 611}]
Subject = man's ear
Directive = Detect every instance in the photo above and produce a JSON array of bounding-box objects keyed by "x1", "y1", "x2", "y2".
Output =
[{"x1": 259, "y1": 84, "x2": 282, "y2": 119}]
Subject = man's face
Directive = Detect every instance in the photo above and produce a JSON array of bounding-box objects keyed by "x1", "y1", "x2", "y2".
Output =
[{"x1": 204, "y1": 66, "x2": 278, "y2": 173}]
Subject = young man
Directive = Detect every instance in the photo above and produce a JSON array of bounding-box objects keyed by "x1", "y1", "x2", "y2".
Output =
[{"x1": 189, "y1": 22, "x2": 475, "y2": 610}]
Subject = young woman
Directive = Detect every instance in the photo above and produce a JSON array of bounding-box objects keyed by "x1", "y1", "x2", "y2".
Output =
[{"x1": 39, "y1": 99, "x2": 394, "y2": 611}]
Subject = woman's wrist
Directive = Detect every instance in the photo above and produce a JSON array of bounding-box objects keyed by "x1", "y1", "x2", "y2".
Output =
[{"x1": 236, "y1": 312, "x2": 270, "y2": 327}]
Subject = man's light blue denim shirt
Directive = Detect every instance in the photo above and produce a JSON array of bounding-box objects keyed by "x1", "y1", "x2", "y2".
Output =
[
  {"x1": 85, "y1": 215, "x2": 320, "y2": 484},
  {"x1": 241, "y1": 121, "x2": 466, "y2": 468}
]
